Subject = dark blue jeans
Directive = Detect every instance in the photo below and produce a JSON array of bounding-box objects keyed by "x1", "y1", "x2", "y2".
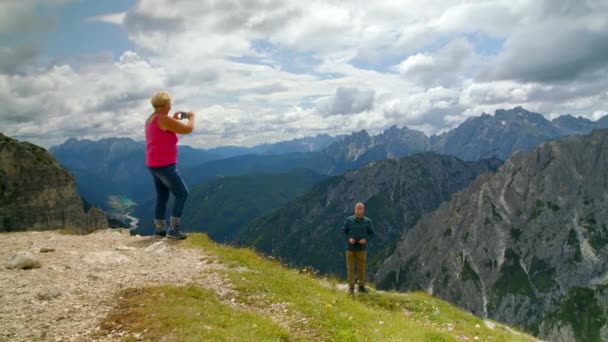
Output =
[{"x1": 148, "y1": 163, "x2": 189, "y2": 225}]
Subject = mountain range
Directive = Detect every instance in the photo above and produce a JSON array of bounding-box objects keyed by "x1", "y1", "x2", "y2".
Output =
[
  {"x1": 50, "y1": 107, "x2": 608, "y2": 214},
  {"x1": 49, "y1": 137, "x2": 220, "y2": 206},
  {"x1": 206, "y1": 133, "x2": 341, "y2": 158},
  {"x1": 376, "y1": 129, "x2": 608, "y2": 341},
  {"x1": 431, "y1": 107, "x2": 608, "y2": 160},
  {"x1": 236, "y1": 153, "x2": 502, "y2": 278}
]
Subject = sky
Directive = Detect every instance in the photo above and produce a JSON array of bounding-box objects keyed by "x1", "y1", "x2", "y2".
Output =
[{"x1": 1, "y1": 0, "x2": 607, "y2": 149}]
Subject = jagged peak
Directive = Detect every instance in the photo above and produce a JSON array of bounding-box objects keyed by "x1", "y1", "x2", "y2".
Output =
[
  {"x1": 494, "y1": 106, "x2": 547, "y2": 122},
  {"x1": 346, "y1": 129, "x2": 370, "y2": 139},
  {"x1": 64, "y1": 137, "x2": 79, "y2": 143},
  {"x1": 385, "y1": 124, "x2": 400, "y2": 132},
  {"x1": 552, "y1": 113, "x2": 589, "y2": 121},
  {"x1": 60, "y1": 136, "x2": 138, "y2": 147}
]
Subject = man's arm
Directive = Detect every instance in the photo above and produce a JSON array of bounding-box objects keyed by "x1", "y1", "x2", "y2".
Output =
[
  {"x1": 358, "y1": 219, "x2": 375, "y2": 245},
  {"x1": 343, "y1": 219, "x2": 355, "y2": 245},
  {"x1": 366, "y1": 219, "x2": 375, "y2": 240},
  {"x1": 159, "y1": 112, "x2": 195, "y2": 134},
  {"x1": 342, "y1": 218, "x2": 350, "y2": 235}
]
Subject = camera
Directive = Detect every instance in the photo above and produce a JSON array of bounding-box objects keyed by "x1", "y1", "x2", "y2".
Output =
[{"x1": 177, "y1": 111, "x2": 189, "y2": 119}]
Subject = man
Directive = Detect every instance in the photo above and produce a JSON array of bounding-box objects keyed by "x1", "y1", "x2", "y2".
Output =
[{"x1": 342, "y1": 202, "x2": 375, "y2": 294}]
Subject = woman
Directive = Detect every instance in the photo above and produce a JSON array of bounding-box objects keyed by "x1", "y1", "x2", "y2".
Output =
[{"x1": 145, "y1": 91, "x2": 195, "y2": 239}]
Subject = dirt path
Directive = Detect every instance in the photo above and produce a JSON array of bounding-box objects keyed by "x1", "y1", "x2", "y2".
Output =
[{"x1": 0, "y1": 229, "x2": 228, "y2": 341}]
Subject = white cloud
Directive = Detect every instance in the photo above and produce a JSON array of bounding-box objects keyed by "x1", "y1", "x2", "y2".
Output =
[
  {"x1": 479, "y1": 1, "x2": 608, "y2": 82},
  {"x1": 87, "y1": 12, "x2": 126, "y2": 25},
  {"x1": 317, "y1": 87, "x2": 375, "y2": 116},
  {"x1": 1, "y1": 0, "x2": 608, "y2": 148},
  {"x1": 0, "y1": 51, "x2": 166, "y2": 145},
  {"x1": 432, "y1": 1, "x2": 517, "y2": 37},
  {"x1": 0, "y1": 0, "x2": 72, "y2": 74},
  {"x1": 396, "y1": 38, "x2": 475, "y2": 87}
]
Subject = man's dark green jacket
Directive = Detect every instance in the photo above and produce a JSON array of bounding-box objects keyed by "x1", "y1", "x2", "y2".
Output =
[{"x1": 342, "y1": 215, "x2": 375, "y2": 251}]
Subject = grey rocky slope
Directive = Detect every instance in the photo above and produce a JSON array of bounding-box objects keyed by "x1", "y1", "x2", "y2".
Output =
[
  {"x1": 376, "y1": 129, "x2": 608, "y2": 342},
  {"x1": 0, "y1": 133, "x2": 107, "y2": 234},
  {"x1": 237, "y1": 152, "x2": 502, "y2": 277}
]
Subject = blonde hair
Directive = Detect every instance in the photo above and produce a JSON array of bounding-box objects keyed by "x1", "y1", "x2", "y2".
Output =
[{"x1": 151, "y1": 91, "x2": 171, "y2": 108}]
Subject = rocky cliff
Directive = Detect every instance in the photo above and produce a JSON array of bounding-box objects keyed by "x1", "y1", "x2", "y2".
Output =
[
  {"x1": 0, "y1": 133, "x2": 107, "y2": 234},
  {"x1": 376, "y1": 129, "x2": 608, "y2": 341}
]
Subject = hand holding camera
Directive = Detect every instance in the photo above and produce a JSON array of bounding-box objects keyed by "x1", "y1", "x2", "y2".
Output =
[{"x1": 176, "y1": 111, "x2": 193, "y2": 120}]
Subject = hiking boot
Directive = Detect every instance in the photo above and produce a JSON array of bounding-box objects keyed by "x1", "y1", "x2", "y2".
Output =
[
  {"x1": 348, "y1": 286, "x2": 355, "y2": 295},
  {"x1": 153, "y1": 227, "x2": 167, "y2": 238},
  {"x1": 166, "y1": 226, "x2": 188, "y2": 240},
  {"x1": 358, "y1": 286, "x2": 368, "y2": 293}
]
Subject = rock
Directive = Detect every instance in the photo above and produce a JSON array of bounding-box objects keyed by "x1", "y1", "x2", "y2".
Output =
[
  {"x1": 6, "y1": 252, "x2": 42, "y2": 269},
  {"x1": 81, "y1": 251, "x2": 130, "y2": 265},
  {"x1": 144, "y1": 241, "x2": 170, "y2": 254},
  {"x1": 87, "y1": 273, "x2": 102, "y2": 281},
  {"x1": 36, "y1": 288, "x2": 63, "y2": 301},
  {"x1": 0, "y1": 133, "x2": 108, "y2": 234},
  {"x1": 540, "y1": 322, "x2": 579, "y2": 342},
  {"x1": 115, "y1": 246, "x2": 136, "y2": 251}
]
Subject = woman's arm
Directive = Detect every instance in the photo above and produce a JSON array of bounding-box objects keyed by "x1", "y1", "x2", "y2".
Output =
[{"x1": 158, "y1": 112, "x2": 195, "y2": 134}]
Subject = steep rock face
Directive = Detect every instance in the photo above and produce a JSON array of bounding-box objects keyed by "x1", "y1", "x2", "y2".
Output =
[
  {"x1": 0, "y1": 133, "x2": 107, "y2": 234},
  {"x1": 376, "y1": 129, "x2": 608, "y2": 341},
  {"x1": 238, "y1": 153, "x2": 501, "y2": 277}
]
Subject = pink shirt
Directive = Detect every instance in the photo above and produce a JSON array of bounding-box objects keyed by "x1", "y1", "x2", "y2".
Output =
[{"x1": 145, "y1": 115, "x2": 178, "y2": 167}]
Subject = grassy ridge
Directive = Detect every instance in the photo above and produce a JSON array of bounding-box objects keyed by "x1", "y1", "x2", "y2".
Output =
[{"x1": 101, "y1": 234, "x2": 537, "y2": 341}]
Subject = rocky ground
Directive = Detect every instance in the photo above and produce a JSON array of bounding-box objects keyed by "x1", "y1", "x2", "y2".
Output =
[{"x1": 0, "y1": 229, "x2": 228, "y2": 341}]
